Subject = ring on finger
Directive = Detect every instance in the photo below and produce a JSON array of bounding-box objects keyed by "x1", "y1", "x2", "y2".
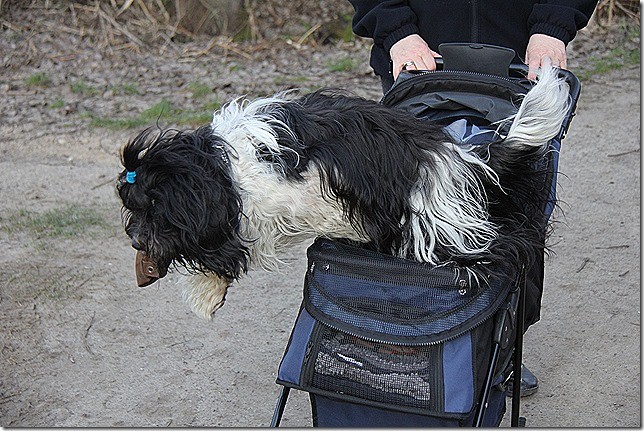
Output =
[{"x1": 402, "y1": 60, "x2": 416, "y2": 70}]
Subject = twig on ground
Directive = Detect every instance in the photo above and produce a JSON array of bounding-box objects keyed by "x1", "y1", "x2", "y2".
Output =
[
  {"x1": 576, "y1": 257, "x2": 592, "y2": 273},
  {"x1": 1, "y1": 18, "x2": 23, "y2": 32},
  {"x1": 245, "y1": 0, "x2": 261, "y2": 42},
  {"x1": 135, "y1": 0, "x2": 157, "y2": 24},
  {"x1": 116, "y1": 0, "x2": 135, "y2": 16},
  {"x1": 595, "y1": 244, "x2": 630, "y2": 249},
  {"x1": 96, "y1": 2, "x2": 146, "y2": 48},
  {"x1": 154, "y1": 0, "x2": 170, "y2": 23},
  {"x1": 83, "y1": 311, "x2": 97, "y2": 356},
  {"x1": 607, "y1": 148, "x2": 640, "y2": 157},
  {"x1": 92, "y1": 177, "x2": 117, "y2": 190},
  {"x1": 296, "y1": 22, "x2": 322, "y2": 46},
  {"x1": 185, "y1": 36, "x2": 253, "y2": 60}
]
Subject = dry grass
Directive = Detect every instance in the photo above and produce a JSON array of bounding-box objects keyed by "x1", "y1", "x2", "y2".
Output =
[
  {"x1": 0, "y1": 1, "x2": 637, "y2": 69},
  {"x1": 593, "y1": 0, "x2": 640, "y2": 26},
  {"x1": 0, "y1": 0, "x2": 355, "y2": 53}
]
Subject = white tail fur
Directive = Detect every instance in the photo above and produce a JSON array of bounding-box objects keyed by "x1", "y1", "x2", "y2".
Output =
[{"x1": 504, "y1": 65, "x2": 571, "y2": 149}]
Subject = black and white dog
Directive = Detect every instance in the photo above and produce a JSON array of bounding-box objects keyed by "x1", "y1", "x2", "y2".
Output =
[{"x1": 117, "y1": 66, "x2": 569, "y2": 320}]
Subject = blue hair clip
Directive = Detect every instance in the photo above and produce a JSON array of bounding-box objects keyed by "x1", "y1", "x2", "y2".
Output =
[{"x1": 126, "y1": 171, "x2": 137, "y2": 184}]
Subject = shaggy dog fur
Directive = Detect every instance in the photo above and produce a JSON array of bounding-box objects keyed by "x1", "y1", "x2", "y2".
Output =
[{"x1": 117, "y1": 66, "x2": 569, "y2": 320}]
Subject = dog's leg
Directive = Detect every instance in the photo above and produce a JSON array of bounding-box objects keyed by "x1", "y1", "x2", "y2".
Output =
[{"x1": 178, "y1": 273, "x2": 230, "y2": 320}]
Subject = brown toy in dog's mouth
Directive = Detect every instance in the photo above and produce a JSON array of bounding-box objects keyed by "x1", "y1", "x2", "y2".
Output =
[{"x1": 135, "y1": 251, "x2": 168, "y2": 287}]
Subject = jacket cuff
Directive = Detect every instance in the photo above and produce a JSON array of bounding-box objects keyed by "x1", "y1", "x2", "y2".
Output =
[
  {"x1": 530, "y1": 22, "x2": 575, "y2": 45},
  {"x1": 382, "y1": 23, "x2": 421, "y2": 53}
]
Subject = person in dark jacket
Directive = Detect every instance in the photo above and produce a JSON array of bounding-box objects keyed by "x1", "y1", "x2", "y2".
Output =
[
  {"x1": 350, "y1": 0, "x2": 598, "y2": 90},
  {"x1": 348, "y1": 0, "x2": 598, "y2": 398}
]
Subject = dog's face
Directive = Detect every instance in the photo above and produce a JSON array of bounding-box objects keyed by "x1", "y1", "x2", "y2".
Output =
[{"x1": 116, "y1": 126, "x2": 249, "y2": 286}]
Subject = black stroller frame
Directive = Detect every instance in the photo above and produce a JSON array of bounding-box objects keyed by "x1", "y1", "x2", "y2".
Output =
[{"x1": 270, "y1": 44, "x2": 581, "y2": 428}]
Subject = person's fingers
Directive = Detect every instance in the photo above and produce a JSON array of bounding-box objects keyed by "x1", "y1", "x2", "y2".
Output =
[
  {"x1": 392, "y1": 52, "x2": 439, "y2": 79},
  {"x1": 525, "y1": 33, "x2": 567, "y2": 80},
  {"x1": 413, "y1": 56, "x2": 431, "y2": 72},
  {"x1": 527, "y1": 53, "x2": 561, "y2": 79},
  {"x1": 390, "y1": 34, "x2": 434, "y2": 80},
  {"x1": 393, "y1": 59, "x2": 417, "y2": 80},
  {"x1": 402, "y1": 59, "x2": 418, "y2": 71},
  {"x1": 527, "y1": 56, "x2": 541, "y2": 80},
  {"x1": 421, "y1": 51, "x2": 439, "y2": 71}
]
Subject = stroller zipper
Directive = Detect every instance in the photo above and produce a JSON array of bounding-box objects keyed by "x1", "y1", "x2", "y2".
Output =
[
  {"x1": 315, "y1": 308, "x2": 498, "y2": 348},
  {"x1": 310, "y1": 247, "x2": 477, "y2": 290},
  {"x1": 380, "y1": 68, "x2": 531, "y2": 104}
]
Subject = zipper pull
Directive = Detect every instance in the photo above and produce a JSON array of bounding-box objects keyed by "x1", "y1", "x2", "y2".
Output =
[{"x1": 458, "y1": 278, "x2": 468, "y2": 296}]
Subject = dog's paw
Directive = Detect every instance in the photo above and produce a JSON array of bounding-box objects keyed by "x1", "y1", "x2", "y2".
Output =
[{"x1": 179, "y1": 273, "x2": 230, "y2": 320}]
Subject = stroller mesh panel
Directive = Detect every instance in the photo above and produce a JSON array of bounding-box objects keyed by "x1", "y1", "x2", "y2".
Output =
[
  {"x1": 310, "y1": 325, "x2": 442, "y2": 411},
  {"x1": 306, "y1": 269, "x2": 507, "y2": 343}
]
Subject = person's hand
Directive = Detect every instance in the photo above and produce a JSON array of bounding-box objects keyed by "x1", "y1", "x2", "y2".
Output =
[
  {"x1": 389, "y1": 34, "x2": 440, "y2": 80},
  {"x1": 525, "y1": 33, "x2": 567, "y2": 80}
]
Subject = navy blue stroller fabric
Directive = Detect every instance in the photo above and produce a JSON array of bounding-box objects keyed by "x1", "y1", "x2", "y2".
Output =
[
  {"x1": 276, "y1": 238, "x2": 519, "y2": 427},
  {"x1": 312, "y1": 389, "x2": 506, "y2": 427}
]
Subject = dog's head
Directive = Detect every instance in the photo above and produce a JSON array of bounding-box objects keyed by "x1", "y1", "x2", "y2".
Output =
[{"x1": 116, "y1": 125, "x2": 249, "y2": 286}]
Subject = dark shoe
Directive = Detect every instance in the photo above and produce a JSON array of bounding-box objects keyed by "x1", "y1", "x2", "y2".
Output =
[{"x1": 506, "y1": 364, "x2": 539, "y2": 397}]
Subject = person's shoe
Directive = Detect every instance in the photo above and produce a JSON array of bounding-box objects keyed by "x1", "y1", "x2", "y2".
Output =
[{"x1": 506, "y1": 364, "x2": 539, "y2": 397}]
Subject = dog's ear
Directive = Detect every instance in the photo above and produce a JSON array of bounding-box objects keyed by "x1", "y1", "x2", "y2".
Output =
[
  {"x1": 118, "y1": 126, "x2": 249, "y2": 280},
  {"x1": 117, "y1": 127, "x2": 156, "y2": 211}
]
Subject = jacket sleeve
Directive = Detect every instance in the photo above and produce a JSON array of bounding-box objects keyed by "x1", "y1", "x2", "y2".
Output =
[
  {"x1": 528, "y1": 0, "x2": 599, "y2": 44},
  {"x1": 349, "y1": 0, "x2": 420, "y2": 53}
]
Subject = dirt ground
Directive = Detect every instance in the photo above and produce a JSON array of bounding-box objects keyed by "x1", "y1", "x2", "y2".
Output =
[{"x1": 0, "y1": 3, "x2": 640, "y2": 428}]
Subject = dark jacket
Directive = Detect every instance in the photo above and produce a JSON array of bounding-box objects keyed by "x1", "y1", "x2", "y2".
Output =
[{"x1": 350, "y1": 0, "x2": 598, "y2": 89}]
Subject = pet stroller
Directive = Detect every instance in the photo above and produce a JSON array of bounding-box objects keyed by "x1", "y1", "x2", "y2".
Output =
[{"x1": 270, "y1": 43, "x2": 581, "y2": 427}]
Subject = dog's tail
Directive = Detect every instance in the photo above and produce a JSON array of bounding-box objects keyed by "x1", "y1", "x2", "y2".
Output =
[
  {"x1": 474, "y1": 64, "x2": 571, "y2": 198},
  {"x1": 460, "y1": 65, "x2": 571, "y2": 274},
  {"x1": 502, "y1": 64, "x2": 571, "y2": 151}
]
